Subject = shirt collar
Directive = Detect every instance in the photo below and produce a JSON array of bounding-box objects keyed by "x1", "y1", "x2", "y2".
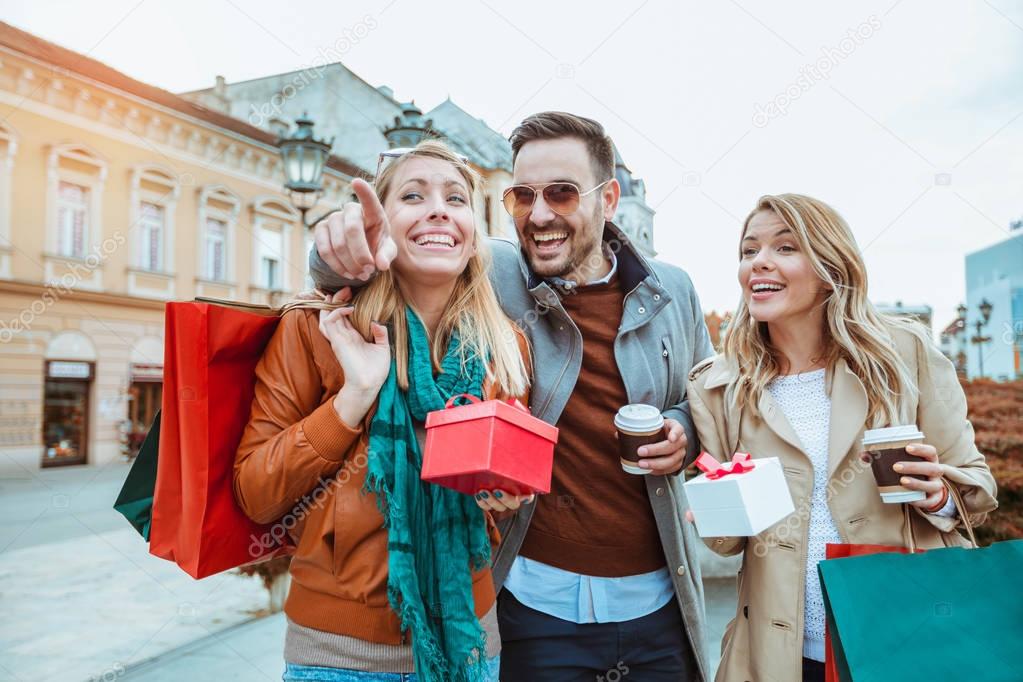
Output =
[{"x1": 546, "y1": 243, "x2": 618, "y2": 291}]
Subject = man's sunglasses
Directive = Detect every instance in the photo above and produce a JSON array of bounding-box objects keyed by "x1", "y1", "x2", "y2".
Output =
[{"x1": 501, "y1": 180, "x2": 612, "y2": 219}]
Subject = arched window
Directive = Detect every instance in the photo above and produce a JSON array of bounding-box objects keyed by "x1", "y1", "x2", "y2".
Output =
[
  {"x1": 127, "y1": 165, "x2": 180, "y2": 298},
  {"x1": 250, "y1": 196, "x2": 298, "y2": 301},
  {"x1": 45, "y1": 143, "x2": 107, "y2": 290},
  {"x1": 196, "y1": 185, "x2": 241, "y2": 298}
]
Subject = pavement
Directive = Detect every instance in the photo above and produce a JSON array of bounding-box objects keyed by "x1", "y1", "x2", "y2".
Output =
[
  {"x1": 0, "y1": 461, "x2": 736, "y2": 682},
  {"x1": 0, "y1": 462, "x2": 270, "y2": 682}
]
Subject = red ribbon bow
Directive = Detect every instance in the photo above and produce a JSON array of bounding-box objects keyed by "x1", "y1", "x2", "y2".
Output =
[{"x1": 695, "y1": 452, "x2": 754, "y2": 480}]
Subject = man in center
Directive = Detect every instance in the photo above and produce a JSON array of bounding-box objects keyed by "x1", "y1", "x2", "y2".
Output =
[{"x1": 310, "y1": 111, "x2": 714, "y2": 681}]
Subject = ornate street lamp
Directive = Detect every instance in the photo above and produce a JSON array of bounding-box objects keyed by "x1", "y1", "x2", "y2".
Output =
[
  {"x1": 278, "y1": 113, "x2": 335, "y2": 227},
  {"x1": 970, "y1": 298, "x2": 994, "y2": 378},
  {"x1": 979, "y1": 298, "x2": 993, "y2": 324}
]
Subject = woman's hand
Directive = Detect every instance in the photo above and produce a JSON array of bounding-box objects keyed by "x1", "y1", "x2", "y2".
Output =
[
  {"x1": 474, "y1": 489, "x2": 535, "y2": 513},
  {"x1": 318, "y1": 288, "x2": 391, "y2": 427},
  {"x1": 894, "y1": 443, "x2": 948, "y2": 512}
]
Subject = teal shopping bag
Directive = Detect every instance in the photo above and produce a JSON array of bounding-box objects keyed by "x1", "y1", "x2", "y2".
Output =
[
  {"x1": 819, "y1": 537, "x2": 1023, "y2": 682},
  {"x1": 113, "y1": 411, "x2": 160, "y2": 540}
]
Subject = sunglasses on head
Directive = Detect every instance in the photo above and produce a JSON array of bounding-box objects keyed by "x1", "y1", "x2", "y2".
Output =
[
  {"x1": 375, "y1": 147, "x2": 471, "y2": 180},
  {"x1": 501, "y1": 179, "x2": 611, "y2": 219}
]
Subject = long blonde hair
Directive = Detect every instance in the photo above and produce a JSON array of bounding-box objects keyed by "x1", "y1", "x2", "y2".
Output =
[
  {"x1": 722, "y1": 193, "x2": 927, "y2": 427},
  {"x1": 349, "y1": 139, "x2": 529, "y2": 398}
]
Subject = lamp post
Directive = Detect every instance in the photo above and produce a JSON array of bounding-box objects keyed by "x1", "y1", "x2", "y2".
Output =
[
  {"x1": 278, "y1": 113, "x2": 335, "y2": 228},
  {"x1": 969, "y1": 298, "x2": 993, "y2": 378}
]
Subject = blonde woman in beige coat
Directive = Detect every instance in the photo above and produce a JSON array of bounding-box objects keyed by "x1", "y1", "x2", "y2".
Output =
[{"x1": 686, "y1": 194, "x2": 998, "y2": 682}]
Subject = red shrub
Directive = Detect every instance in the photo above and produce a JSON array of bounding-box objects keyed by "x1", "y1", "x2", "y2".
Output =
[{"x1": 962, "y1": 379, "x2": 1023, "y2": 543}]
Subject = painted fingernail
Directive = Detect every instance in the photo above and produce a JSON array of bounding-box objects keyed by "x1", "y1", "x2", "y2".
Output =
[
  {"x1": 474, "y1": 493, "x2": 482, "y2": 501},
  {"x1": 480, "y1": 492, "x2": 489, "y2": 499},
  {"x1": 493, "y1": 491, "x2": 503, "y2": 499},
  {"x1": 894, "y1": 463, "x2": 904, "y2": 472}
]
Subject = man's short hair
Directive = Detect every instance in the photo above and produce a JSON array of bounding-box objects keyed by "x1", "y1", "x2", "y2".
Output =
[{"x1": 510, "y1": 111, "x2": 615, "y2": 185}]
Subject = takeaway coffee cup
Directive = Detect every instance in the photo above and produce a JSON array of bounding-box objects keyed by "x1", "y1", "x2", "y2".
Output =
[
  {"x1": 861, "y1": 425, "x2": 928, "y2": 503},
  {"x1": 614, "y1": 404, "x2": 664, "y2": 475}
]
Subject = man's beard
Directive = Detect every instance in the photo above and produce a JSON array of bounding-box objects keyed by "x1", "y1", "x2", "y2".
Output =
[{"x1": 523, "y1": 210, "x2": 605, "y2": 281}]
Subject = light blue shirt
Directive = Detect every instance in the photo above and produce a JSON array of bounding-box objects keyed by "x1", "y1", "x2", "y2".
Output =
[
  {"x1": 547, "y1": 243, "x2": 618, "y2": 290},
  {"x1": 504, "y1": 245, "x2": 673, "y2": 625},
  {"x1": 504, "y1": 556, "x2": 675, "y2": 623}
]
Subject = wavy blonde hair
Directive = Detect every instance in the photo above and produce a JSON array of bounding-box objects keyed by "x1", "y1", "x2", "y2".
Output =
[
  {"x1": 722, "y1": 193, "x2": 928, "y2": 427},
  {"x1": 348, "y1": 139, "x2": 529, "y2": 398}
]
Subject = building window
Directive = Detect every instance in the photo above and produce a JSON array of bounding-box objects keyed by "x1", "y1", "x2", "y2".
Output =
[
  {"x1": 45, "y1": 144, "x2": 107, "y2": 282},
  {"x1": 205, "y1": 217, "x2": 227, "y2": 281},
  {"x1": 196, "y1": 185, "x2": 240, "y2": 295},
  {"x1": 129, "y1": 165, "x2": 179, "y2": 284},
  {"x1": 250, "y1": 196, "x2": 298, "y2": 300},
  {"x1": 139, "y1": 201, "x2": 165, "y2": 271},
  {"x1": 0, "y1": 123, "x2": 17, "y2": 279},
  {"x1": 57, "y1": 181, "x2": 89, "y2": 259},
  {"x1": 261, "y1": 255, "x2": 280, "y2": 290}
]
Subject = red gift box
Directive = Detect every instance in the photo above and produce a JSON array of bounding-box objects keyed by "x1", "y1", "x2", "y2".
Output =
[{"x1": 421, "y1": 394, "x2": 558, "y2": 496}]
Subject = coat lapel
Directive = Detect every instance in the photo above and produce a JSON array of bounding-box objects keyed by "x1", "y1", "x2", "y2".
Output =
[
  {"x1": 756, "y1": 388, "x2": 807, "y2": 458},
  {"x1": 826, "y1": 359, "x2": 869, "y2": 478}
]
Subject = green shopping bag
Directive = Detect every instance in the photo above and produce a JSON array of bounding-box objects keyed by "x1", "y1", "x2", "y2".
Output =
[
  {"x1": 819, "y1": 489, "x2": 1023, "y2": 682},
  {"x1": 113, "y1": 410, "x2": 160, "y2": 540}
]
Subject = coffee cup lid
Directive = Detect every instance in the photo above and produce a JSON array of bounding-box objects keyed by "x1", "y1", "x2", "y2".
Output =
[
  {"x1": 614, "y1": 404, "x2": 664, "y2": 432},
  {"x1": 862, "y1": 425, "x2": 925, "y2": 447}
]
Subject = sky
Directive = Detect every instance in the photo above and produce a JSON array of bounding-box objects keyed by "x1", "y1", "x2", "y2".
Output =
[{"x1": 4, "y1": 0, "x2": 1022, "y2": 331}]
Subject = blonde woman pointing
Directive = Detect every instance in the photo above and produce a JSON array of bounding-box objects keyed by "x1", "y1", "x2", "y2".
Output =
[{"x1": 686, "y1": 194, "x2": 997, "y2": 682}]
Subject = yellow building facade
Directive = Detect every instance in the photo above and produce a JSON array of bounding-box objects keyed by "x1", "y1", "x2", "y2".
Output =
[{"x1": 0, "y1": 23, "x2": 358, "y2": 471}]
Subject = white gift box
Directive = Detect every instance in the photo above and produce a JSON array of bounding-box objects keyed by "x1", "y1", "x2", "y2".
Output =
[{"x1": 683, "y1": 456, "x2": 795, "y2": 537}]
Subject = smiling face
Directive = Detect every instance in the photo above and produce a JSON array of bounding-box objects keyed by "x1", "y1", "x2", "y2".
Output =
[
  {"x1": 383, "y1": 156, "x2": 477, "y2": 288},
  {"x1": 511, "y1": 137, "x2": 616, "y2": 281},
  {"x1": 739, "y1": 210, "x2": 828, "y2": 325}
]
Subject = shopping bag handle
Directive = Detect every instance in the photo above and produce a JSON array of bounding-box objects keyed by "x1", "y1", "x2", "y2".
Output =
[
  {"x1": 944, "y1": 479, "x2": 979, "y2": 548},
  {"x1": 444, "y1": 394, "x2": 482, "y2": 409},
  {"x1": 903, "y1": 477, "x2": 979, "y2": 552},
  {"x1": 442, "y1": 395, "x2": 529, "y2": 411}
]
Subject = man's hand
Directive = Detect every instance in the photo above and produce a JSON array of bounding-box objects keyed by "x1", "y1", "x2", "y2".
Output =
[
  {"x1": 314, "y1": 178, "x2": 398, "y2": 281},
  {"x1": 636, "y1": 418, "x2": 687, "y2": 476}
]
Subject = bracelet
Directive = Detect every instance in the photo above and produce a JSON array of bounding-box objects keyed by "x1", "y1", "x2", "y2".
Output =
[{"x1": 924, "y1": 483, "x2": 950, "y2": 514}]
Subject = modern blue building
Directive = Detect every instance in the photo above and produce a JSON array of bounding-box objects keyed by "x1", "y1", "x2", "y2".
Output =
[{"x1": 964, "y1": 228, "x2": 1023, "y2": 380}]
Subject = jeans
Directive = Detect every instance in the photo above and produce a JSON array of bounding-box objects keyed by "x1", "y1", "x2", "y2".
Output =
[
  {"x1": 802, "y1": 656, "x2": 825, "y2": 682},
  {"x1": 282, "y1": 656, "x2": 501, "y2": 681},
  {"x1": 498, "y1": 590, "x2": 696, "y2": 681}
]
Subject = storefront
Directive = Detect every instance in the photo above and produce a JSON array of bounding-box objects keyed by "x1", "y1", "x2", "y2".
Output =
[
  {"x1": 41, "y1": 359, "x2": 93, "y2": 467},
  {"x1": 127, "y1": 363, "x2": 162, "y2": 456}
]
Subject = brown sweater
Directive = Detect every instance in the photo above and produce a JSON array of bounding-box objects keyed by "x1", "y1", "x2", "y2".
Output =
[{"x1": 517, "y1": 276, "x2": 666, "y2": 576}]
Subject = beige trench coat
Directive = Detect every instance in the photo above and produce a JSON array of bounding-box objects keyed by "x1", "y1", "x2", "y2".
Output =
[{"x1": 686, "y1": 327, "x2": 998, "y2": 682}]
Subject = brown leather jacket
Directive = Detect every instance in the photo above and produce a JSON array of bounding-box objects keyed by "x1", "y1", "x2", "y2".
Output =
[{"x1": 233, "y1": 308, "x2": 529, "y2": 644}]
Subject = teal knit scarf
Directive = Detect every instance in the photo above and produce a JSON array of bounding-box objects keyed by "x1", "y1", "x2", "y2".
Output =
[{"x1": 364, "y1": 306, "x2": 491, "y2": 682}]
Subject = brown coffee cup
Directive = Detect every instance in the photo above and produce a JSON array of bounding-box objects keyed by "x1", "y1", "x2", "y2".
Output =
[
  {"x1": 862, "y1": 425, "x2": 927, "y2": 503},
  {"x1": 614, "y1": 404, "x2": 664, "y2": 475}
]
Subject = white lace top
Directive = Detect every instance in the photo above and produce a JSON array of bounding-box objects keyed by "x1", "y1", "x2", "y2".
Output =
[{"x1": 766, "y1": 369, "x2": 839, "y2": 662}]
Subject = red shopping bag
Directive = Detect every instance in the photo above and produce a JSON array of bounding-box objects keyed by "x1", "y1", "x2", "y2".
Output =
[
  {"x1": 823, "y1": 542, "x2": 922, "y2": 682},
  {"x1": 149, "y1": 299, "x2": 293, "y2": 578}
]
